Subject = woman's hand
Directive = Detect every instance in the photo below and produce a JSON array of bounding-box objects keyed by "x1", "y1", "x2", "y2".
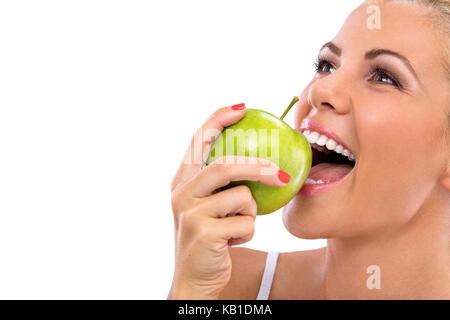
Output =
[{"x1": 168, "y1": 104, "x2": 289, "y2": 299}]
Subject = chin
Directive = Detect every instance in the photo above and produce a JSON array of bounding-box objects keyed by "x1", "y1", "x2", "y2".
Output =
[
  {"x1": 281, "y1": 201, "x2": 339, "y2": 239},
  {"x1": 281, "y1": 197, "x2": 374, "y2": 239}
]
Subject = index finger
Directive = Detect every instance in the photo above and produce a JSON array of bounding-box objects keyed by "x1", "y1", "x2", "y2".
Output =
[
  {"x1": 185, "y1": 156, "x2": 289, "y2": 198},
  {"x1": 171, "y1": 103, "x2": 246, "y2": 192}
]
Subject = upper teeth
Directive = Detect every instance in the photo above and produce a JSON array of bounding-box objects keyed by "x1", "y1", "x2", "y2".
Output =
[{"x1": 302, "y1": 130, "x2": 355, "y2": 162}]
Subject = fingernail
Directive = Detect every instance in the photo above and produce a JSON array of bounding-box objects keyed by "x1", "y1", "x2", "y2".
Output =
[
  {"x1": 230, "y1": 103, "x2": 246, "y2": 111},
  {"x1": 278, "y1": 170, "x2": 291, "y2": 184}
]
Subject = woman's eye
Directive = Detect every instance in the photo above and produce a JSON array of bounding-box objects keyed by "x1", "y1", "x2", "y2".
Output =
[
  {"x1": 314, "y1": 59, "x2": 336, "y2": 73},
  {"x1": 372, "y1": 74, "x2": 394, "y2": 85},
  {"x1": 369, "y1": 67, "x2": 403, "y2": 89}
]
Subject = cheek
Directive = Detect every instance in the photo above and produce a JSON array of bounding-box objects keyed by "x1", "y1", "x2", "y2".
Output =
[
  {"x1": 358, "y1": 104, "x2": 440, "y2": 177},
  {"x1": 355, "y1": 101, "x2": 442, "y2": 223}
]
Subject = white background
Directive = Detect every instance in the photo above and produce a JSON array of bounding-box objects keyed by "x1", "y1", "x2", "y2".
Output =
[{"x1": 0, "y1": 0, "x2": 361, "y2": 299}]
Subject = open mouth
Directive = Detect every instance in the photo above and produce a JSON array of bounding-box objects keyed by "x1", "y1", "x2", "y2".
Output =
[
  {"x1": 298, "y1": 119, "x2": 356, "y2": 196},
  {"x1": 300, "y1": 118, "x2": 356, "y2": 183},
  {"x1": 306, "y1": 137, "x2": 356, "y2": 185}
]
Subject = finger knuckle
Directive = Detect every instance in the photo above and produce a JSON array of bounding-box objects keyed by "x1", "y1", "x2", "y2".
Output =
[
  {"x1": 247, "y1": 223, "x2": 256, "y2": 238},
  {"x1": 209, "y1": 160, "x2": 231, "y2": 181},
  {"x1": 178, "y1": 208, "x2": 198, "y2": 232},
  {"x1": 178, "y1": 201, "x2": 212, "y2": 233},
  {"x1": 211, "y1": 159, "x2": 227, "y2": 171},
  {"x1": 234, "y1": 186, "x2": 256, "y2": 214},
  {"x1": 170, "y1": 186, "x2": 185, "y2": 213},
  {"x1": 196, "y1": 226, "x2": 212, "y2": 243},
  {"x1": 235, "y1": 185, "x2": 252, "y2": 199},
  {"x1": 243, "y1": 216, "x2": 255, "y2": 232},
  {"x1": 249, "y1": 198, "x2": 258, "y2": 217}
]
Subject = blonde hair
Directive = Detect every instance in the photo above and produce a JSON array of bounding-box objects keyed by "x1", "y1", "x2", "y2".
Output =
[{"x1": 367, "y1": 0, "x2": 450, "y2": 27}]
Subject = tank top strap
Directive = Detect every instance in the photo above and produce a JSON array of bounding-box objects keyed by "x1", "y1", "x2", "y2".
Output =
[{"x1": 256, "y1": 251, "x2": 280, "y2": 300}]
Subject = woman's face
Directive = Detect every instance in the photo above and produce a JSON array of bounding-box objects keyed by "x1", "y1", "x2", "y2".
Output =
[{"x1": 283, "y1": 1, "x2": 450, "y2": 239}]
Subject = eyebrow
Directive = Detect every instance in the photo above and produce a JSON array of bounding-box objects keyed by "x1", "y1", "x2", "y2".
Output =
[
  {"x1": 319, "y1": 42, "x2": 419, "y2": 82},
  {"x1": 320, "y1": 42, "x2": 341, "y2": 56},
  {"x1": 365, "y1": 48, "x2": 419, "y2": 81}
]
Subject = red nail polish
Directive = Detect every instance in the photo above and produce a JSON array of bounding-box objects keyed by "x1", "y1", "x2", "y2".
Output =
[
  {"x1": 230, "y1": 103, "x2": 246, "y2": 111},
  {"x1": 278, "y1": 170, "x2": 291, "y2": 184}
]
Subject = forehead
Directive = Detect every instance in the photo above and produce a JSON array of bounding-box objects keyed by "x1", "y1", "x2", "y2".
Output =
[{"x1": 332, "y1": 2, "x2": 443, "y2": 70}]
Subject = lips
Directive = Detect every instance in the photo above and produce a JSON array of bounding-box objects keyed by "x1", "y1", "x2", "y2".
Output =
[{"x1": 300, "y1": 119, "x2": 353, "y2": 154}]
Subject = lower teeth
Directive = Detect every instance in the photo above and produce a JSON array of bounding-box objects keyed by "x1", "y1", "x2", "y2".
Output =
[{"x1": 305, "y1": 178, "x2": 330, "y2": 185}]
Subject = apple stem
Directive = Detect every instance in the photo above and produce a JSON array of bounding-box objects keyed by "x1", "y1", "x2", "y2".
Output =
[{"x1": 280, "y1": 96, "x2": 299, "y2": 121}]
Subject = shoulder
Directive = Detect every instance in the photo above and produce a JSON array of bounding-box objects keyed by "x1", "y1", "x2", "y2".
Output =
[
  {"x1": 270, "y1": 247, "x2": 326, "y2": 299},
  {"x1": 218, "y1": 247, "x2": 267, "y2": 299},
  {"x1": 218, "y1": 246, "x2": 326, "y2": 300}
]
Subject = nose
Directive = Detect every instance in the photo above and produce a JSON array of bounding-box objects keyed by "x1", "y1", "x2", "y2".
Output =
[{"x1": 308, "y1": 70, "x2": 353, "y2": 115}]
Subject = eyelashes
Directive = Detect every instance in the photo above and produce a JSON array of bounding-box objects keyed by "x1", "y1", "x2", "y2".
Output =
[
  {"x1": 367, "y1": 67, "x2": 404, "y2": 89},
  {"x1": 314, "y1": 57, "x2": 335, "y2": 73},
  {"x1": 314, "y1": 57, "x2": 404, "y2": 90}
]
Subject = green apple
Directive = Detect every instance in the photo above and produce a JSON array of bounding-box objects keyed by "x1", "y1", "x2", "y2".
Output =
[{"x1": 206, "y1": 97, "x2": 312, "y2": 215}]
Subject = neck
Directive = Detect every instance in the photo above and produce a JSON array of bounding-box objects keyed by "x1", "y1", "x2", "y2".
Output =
[{"x1": 322, "y1": 185, "x2": 450, "y2": 299}]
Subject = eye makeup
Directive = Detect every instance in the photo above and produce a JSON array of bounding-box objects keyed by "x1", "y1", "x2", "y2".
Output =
[
  {"x1": 313, "y1": 53, "x2": 411, "y2": 91},
  {"x1": 366, "y1": 64, "x2": 405, "y2": 90},
  {"x1": 314, "y1": 57, "x2": 336, "y2": 74},
  {"x1": 365, "y1": 57, "x2": 415, "y2": 92}
]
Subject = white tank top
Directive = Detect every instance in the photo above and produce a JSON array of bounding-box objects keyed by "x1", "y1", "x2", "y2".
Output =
[{"x1": 256, "y1": 251, "x2": 279, "y2": 300}]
